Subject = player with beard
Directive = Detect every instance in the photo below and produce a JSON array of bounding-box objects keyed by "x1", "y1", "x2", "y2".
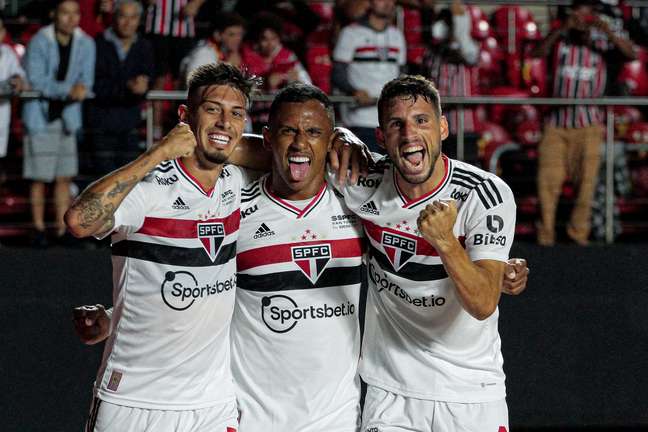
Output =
[
  {"x1": 71, "y1": 78, "x2": 528, "y2": 431},
  {"x1": 65, "y1": 63, "x2": 258, "y2": 432},
  {"x1": 330, "y1": 75, "x2": 516, "y2": 431}
]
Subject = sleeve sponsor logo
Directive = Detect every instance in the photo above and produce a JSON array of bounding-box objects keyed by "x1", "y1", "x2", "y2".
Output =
[
  {"x1": 381, "y1": 231, "x2": 415, "y2": 271},
  {"x1": 487, "y1": 215, "x2": 504, "y2": 233},
  {"x1": 291, "y1": 244, "x2": 331, "y2": 284},
  {"x1": 356, "y1": 177, "x2": 381, "y2": 188},
  {"x1": 450, "y1": 188, "x2": 469, "y2": 202},
  {"x1": 161, "y1": 270, "x2": 236, "y2": 311},
  {"x1": 155, "y1": 174, "x2": 178, "y2": 186},
  {"x1": 241, "y1": 204, "x2": 259, "y2": 219},
  {"x1": 261, "y1": 294, "x2": 356, "y2": 334},
  {"x1": 197, "y1": 222, "x2": 225, "y2": 262}
]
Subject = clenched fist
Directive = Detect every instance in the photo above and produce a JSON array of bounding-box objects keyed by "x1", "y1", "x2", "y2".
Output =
[
  {"x1": 502, "y1": 258, "x2": 529, "y2": 295},
  {"x1": 155, "y1": 122, "x2": 197, "y2": 161},
  {"x1": 417, "y1": 200, "x2": 458, "y2": 250},
  {"x1": 73, "y1": 304, "x2": 111, "y2": 345}
]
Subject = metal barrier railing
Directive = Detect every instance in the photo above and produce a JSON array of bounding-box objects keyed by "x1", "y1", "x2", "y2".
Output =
[{"x1": 7, "y1": 92, "x2": 648, "y2": 243}]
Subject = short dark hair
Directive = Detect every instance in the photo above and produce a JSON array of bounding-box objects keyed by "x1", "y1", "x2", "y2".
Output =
[
  {"x1": 268, "y1": 83, "x2": 335, "y2": 127},
  {"x1": 186, "y1": 63, "x2": 260, "y2": 109},
  {"x1": 52, "y1": 0, "x2": 79, "y2": 11},
  {"x1": 213, "y1": 12, "x2": 246, "y2": 33},
  {"x1": 249, "y1": 12, "x2": 283, "y2": 43},
  {"x1": 571, "y1": 0, "x2": 599, "y2": 8},
  {"x1": 377, "y1": 75, "x2": 442, "y2": 127}
]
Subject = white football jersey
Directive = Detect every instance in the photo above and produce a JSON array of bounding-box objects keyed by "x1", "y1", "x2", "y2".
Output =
[
  {"x1": 94, "y1": 160, "x2": 248, "y2": 410},
  {"x1": 232, "y1": 174, "x2": 364, "y2": 431},
  {"x1": 330, "y1": 155, "x2": 516, "y2": 403}
]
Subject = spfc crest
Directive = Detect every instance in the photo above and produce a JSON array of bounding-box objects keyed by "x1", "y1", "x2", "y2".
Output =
[
  {"x1": 197, "y1": 222, "x2": 225, "y2": 262},
  {"x1": 291, "y1": 243, "x2": 332, "y2": 284},
  {"x1": 381, "y1": 231, "x2": 416, "y2": 271}
]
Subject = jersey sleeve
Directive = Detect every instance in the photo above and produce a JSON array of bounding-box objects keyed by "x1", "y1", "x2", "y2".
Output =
[
  {"x1": 95, "y1": 181, "x2": 149, "y2": 239},
  {"x1": 333, "y1": 26, "x2": 357, "y2": 63},
  {"x1": 463, "y1": 176, "x2": 516, "y2": 263}
]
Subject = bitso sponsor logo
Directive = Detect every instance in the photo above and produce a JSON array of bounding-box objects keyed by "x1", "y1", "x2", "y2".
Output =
[
  {"x1": 172, "y1": 196, "x2": 190, "y2": 210},
  {"x1": 381, "y1": 231, "x2": 416, "y2": 270},
  {"x1": 370, "y1": 263, "x2": 446, "y2": 308},
  {"x1": 487, "y1": 215, "x2": 504, "y2": 233},
  {"x1": 253, "y1": 223, "x2": 275, "y2": 239},
  {"x1": 359, "y1": 200, "x2": 380, "y2": 215},
  {"x1": 197, "y1": 222, "x2": 225, "y2": 262},
  {"x1": 261, "y1": 294, "x2": 355, "y2": 333},
  {"x1": 155, "y1": 174, "x2": 178, "y2": 186},
  {"x1": 160, "y1": 271, "x2": 236, "y2": 311},
  {"x1": 291, "y1": 243, "x2": 331, "y2": 284}
]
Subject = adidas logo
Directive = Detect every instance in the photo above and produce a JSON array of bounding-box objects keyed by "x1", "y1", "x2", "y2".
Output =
[
  {"x1": 359, "y1": 200, "x2": 379, "y2": 215},
  {"x1": 172, "y1": 196, "x2": 190, "y2": 210},
  {"x1": 253, "y1": 223, "x2": 275, "y2": 239}
]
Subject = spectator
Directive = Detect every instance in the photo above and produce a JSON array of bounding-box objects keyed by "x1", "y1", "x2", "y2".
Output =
[
  {"x1": 422, "y1": 0, "x2": 481, "y2": 165},
  {"x1": 88, "y1": 0, "x2": 154, "y2": 176},
  {"x1": 244, "y1": 12, "x2": 311, "y2": 131},
  {"x1": 79, "y1": 0, "x2": 113, "y2": 38},
  {"x1": 22, "y1": 0, "x2": 95, "y2": 247},
  {"x1": 0, "y1": 15, "x2": 27, "y2": 164},
  {"x1": 332, "y1": 0, "x2": 406, "y2": 153},
  {"x1": 180, "y1": 12, "x2": 246, "y2": 83},
  {"x1": 144, "y1": 0, "x2": 204, "y2": 84},
  {"x1": 144, "y1": 0, "x2": 204, "y2": 137},
  {"x1": 532, "y1": 0, "x2": 635, "y2": 246}
]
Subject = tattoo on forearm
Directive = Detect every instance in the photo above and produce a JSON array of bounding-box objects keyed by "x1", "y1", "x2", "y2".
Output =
[{"x1": 76, "y1": 176, "x2": 137, "y2": 230}]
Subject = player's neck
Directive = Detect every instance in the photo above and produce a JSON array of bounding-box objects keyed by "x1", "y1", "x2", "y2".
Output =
[
  {"x1": 180, "y1": 155, "x2": 224, "y2": 191},
  {"x1": 270, "y1": 174, "x2": 325, "y2": 201},
  {"x1": 395, "y1": 155, "x2": 446, "y2": 201}
]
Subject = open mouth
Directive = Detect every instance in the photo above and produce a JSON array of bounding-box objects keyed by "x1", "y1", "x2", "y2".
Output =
[
  {"x1": 401, "y1": 145, "x2": 425, "y2": 168},
  {"x1": 207, "y1": 133, "x2": 231, "y2": 149},
  {"x1": 288, "y1": 155, "x2": 311, "y2": 181}
]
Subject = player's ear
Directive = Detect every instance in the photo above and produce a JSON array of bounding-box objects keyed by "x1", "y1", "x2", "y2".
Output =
[
  {"x1": 375, "y1": 127, "x2": 386, "y2": 150},
  {"x1": 262, "y1": 126, "x2": 272, "y2": 151},
  {"x1": 178, "y1": 104, "x2": 189, "y2": 123},
  {"x1": 440, "y1": 115, "x2": 449, "y2": 141}
]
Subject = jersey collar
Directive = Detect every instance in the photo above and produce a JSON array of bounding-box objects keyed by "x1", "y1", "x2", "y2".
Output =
[
  {"x1": 394, "y1": 155, "x2": 452, "y2": 209},
  {"x1": 262, "y1": 176, "x2": 327, "y2": 219},
  {"x1": 174, "y1": 159, "x2": 216, "y2": 198}
]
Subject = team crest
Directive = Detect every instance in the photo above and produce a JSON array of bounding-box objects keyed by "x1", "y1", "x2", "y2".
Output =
[
  {"x1": 381, "y1": 231, "x2": 416, "y2": 271},
  {"x1": 197, "y1": 222, "x2": 225, "y2": 262},
  {"x1": 291, "y1": 244, "x2": 332, "y2": 284}
]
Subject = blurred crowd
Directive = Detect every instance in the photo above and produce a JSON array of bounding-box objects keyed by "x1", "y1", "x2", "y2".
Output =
[{"x1": 1, "y1": 0, "x2": 648, "y2": 247}]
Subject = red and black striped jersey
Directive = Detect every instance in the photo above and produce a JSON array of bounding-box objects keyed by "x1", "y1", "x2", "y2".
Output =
[
  {"x1": 94, "y1": 160, "x2": 248, "y2": 410},
  {"x1": 548, "y1": 40, "x2": 607, "y2": 128},
  {"x1": 329, "y1": 155, "x2": 516, "y2": 403},
  {"x1": 145, "y1": 0, "x2": 195, "y2": 38},
  {"x1": 232, "y1": 174, "x2": 364, "y2": 431}
]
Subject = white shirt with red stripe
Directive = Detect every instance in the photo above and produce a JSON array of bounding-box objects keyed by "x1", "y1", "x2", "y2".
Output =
[
  {"x1": 145, "y1": 0, "x2": 195, "y2": 38},
  {"x1": 333, "y1": 21, "x2": 406, "y2": 128},
  {"x1": 329, "y1": 155, "x2": 516, "y2": 403},
  {"x1": 94, "y1": 160, "x2": 248, "y2": 410},
  {"x1": 232, "y1": 174, "x2": 364, "y2": 431}
]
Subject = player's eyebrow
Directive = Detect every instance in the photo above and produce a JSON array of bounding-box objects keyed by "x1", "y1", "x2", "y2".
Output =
[{"x1": 201, "y1": 98, "x2": 245, "y2": 111}]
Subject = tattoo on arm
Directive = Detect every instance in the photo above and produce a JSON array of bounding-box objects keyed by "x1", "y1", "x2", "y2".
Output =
[{"x1": 76, "y1": 176, "x2": 137, "y2": 231}]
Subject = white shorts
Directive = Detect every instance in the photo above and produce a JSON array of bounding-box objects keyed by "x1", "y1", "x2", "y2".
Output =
[
  {"x1": 361, "y1": 385, "x2": 508, "y2": 432},
  {"x1": 85, "y1": 397, "x2": 239, "y2": 432}
]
